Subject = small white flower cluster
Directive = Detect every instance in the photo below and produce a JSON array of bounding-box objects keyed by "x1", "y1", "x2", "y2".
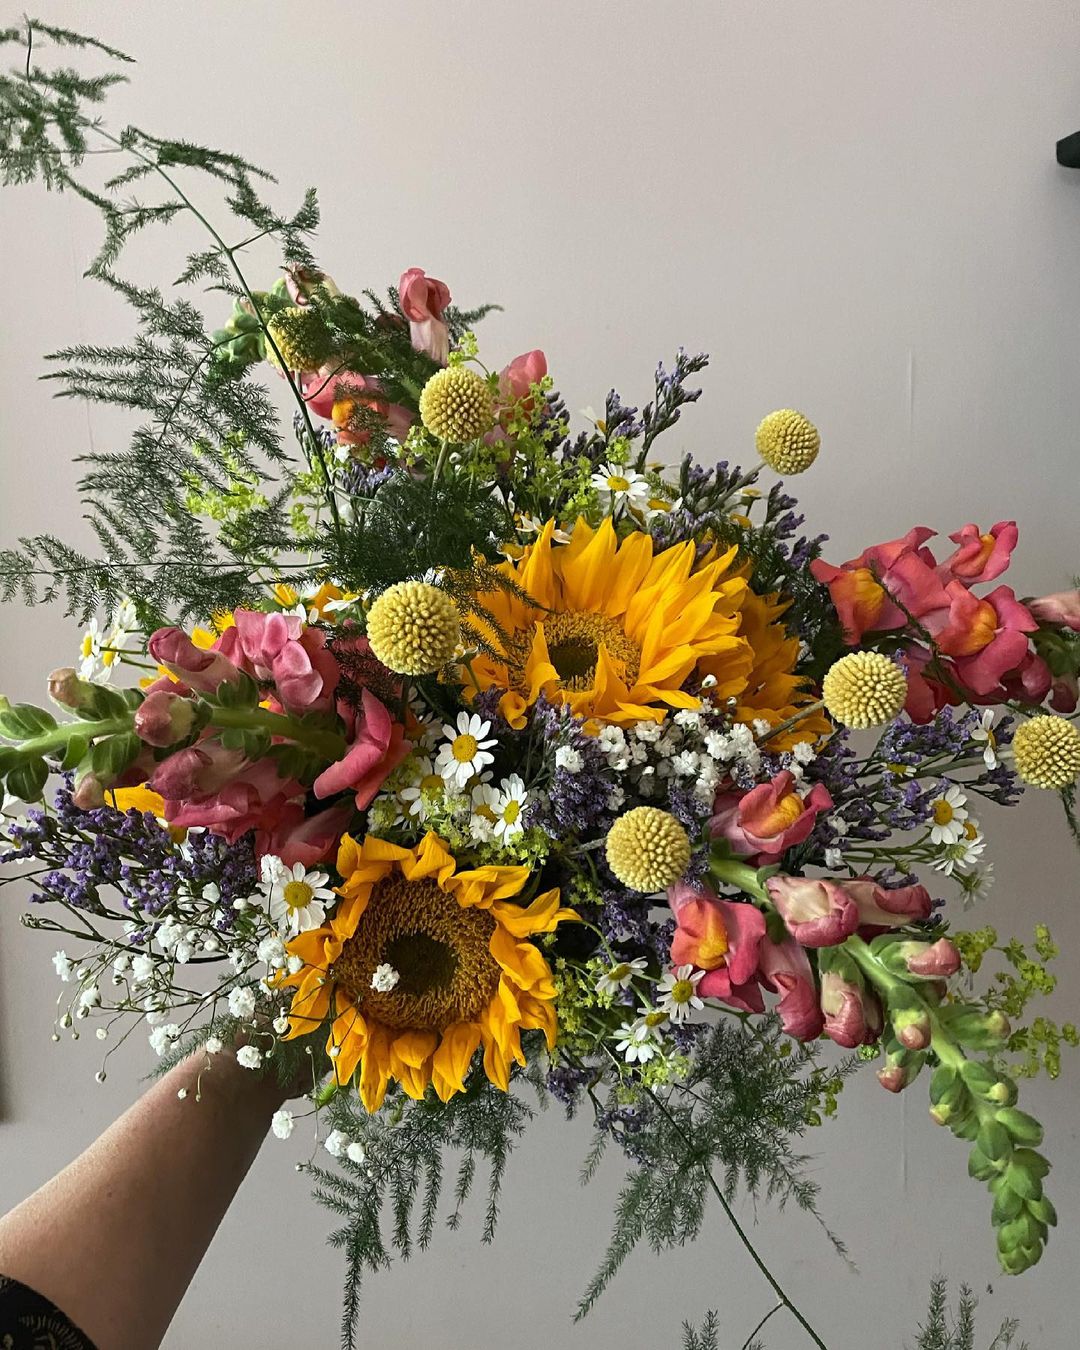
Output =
[
  {"x1": 77, "y1": 599, "x2": 139, "y2": 684},
  {"x1": 323, "y1": 1129, "x2": 367, "y2": 1165}
]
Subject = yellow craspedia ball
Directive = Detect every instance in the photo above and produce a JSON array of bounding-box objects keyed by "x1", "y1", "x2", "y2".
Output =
[
  {"x1": 822, "y1": 651, "x2": 908, "y2": 729},
  {"x1": 605, "y1": 807, "x2": 691, "y2": 893},
  {"x1": 1012, "y1": 715, "x2": 1080, "y2": 790},
  {"x1": 755, "y1": 409, "x2": 820, "y2": 475},
  {"x1": 265, "y1": 306, "x2": 335, "y2": 373},
  {"x1": 366, "y1": 581, "x2": 461, "y2": 676},
  {"x1": 419, "y1": 366, "x2": 494, "y2": 442}
]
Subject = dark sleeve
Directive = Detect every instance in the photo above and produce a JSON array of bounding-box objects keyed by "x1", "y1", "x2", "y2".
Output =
[{"x1": 0, "y1": 1274, "x2": 99, "y2": 1350}]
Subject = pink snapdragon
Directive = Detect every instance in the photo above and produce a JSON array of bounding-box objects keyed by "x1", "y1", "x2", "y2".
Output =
[
  {"x1": 937, "y1": 521, "x2": 1017, "y2": 585},
  {"x1": 399, "y1": 267, "x2": 451, "y2": 364},
  {"x1": 1030, "y1": 589, "x2": 1080, "y2": 632},
  {"x1": 217, "y1": 610, "x2": 340, "y2": 716},
  {"x1": 498, "y1": 349, "x2": 547, "y2": 411},
  {"x1": 766, "y1": 874, "x2": 931, "y2": 947},
  {"x1": 668, "y1": 882, "x2": 766, "y2": 1011},
  {"x1": 313, "y1": 687, "x2": 410, "y2": 807},
  {"x1": 810, "y1": 527, "x2": 947, "y2": 644},
  {"x1": 161, "y1": 758, "x2": 305, "y2": 843},
  {"x1": 709, "y1": 771, "x2": 832, "y2": 863},
  {"x1": 134, "y1": 689, "x2": 198, "y2": 748},
  {"x1": 931, "y1": 583, "x2": 1036, "y2": 697},
  {"x1": 756, "y1": 934, "x2": 824, "y2": 1040}
]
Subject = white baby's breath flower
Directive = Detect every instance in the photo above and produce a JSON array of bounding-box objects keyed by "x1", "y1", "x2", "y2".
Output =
[
  {"x1": 554, "y1": 746, "x2": 583, "y2": 774},
  {"x1": 346, "y1": 1142, "x2": 367, "y2": 1165},
  {"x1": 52, "y1": 950, "x2": 75, "y2": 982},
  {"x1": 148, "y1": 1023, "x2": 181, "y2": 1057},
  {"x1": 235, "y1": 1045, "x2": 262, "y2": 1070},
  {"x1": 324, "y1": 1129, "x2": 351, "y2": 1158},
  {"x1": 227, "y1": 986, "x2": 258, "y2": 1020},
  {"x1": 271, "y1": 1109, "x2": 295, "y2": 1140},
  {"x1": 370, "y1": 963, "x2": 400, "y2": 994},
  {"x1": 204, "y1": 1036, "x2": 224, "y2": 1055}
]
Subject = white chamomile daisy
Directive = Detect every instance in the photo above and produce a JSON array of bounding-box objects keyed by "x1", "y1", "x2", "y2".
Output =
[
  {"x1": 932, "y1": 820, "x2": 986, "y2": 876},
  {"x1": 580, "y1": 405, "x2": 608, "y2": 434},
  {"x1": 595, "y1": 956, "x2": 648, "y2": 998},
  {"x1": 477, "y1": 774, "x2": 529, "y2": 842},
  {"x1": 954, "y1": 863, "x2": 995, "y2": 906},
  {"x1": 614, "y1": 1017, "x2": 661, "y2": 1065},
  {"x1": 435, "y1": 712, "x2": 497, "y2": 790},
  {"x1": 928, "y1": 785, "x2": 968, "y2": 846},
  {"x1": 591, "y1": 462, "x2": 650, "y2": 513},
  {"x1": 265, "y1": 861, "x2": 336, "y2": 936},
  {"x1": 657, "y1": 965, "x2": 706, "y2": 1024},
  {"x1": 970, "y1": 710, "x2": 999, "y2": 769},
  {"x1": 399, "y1": 755, "x2": 447, "y2": 820}
]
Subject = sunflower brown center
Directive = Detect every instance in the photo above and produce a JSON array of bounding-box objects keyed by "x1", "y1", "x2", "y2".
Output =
[
  {"x1": 534, "y1": 610, "x2": 641, "y2": 692},
  {"x1": 330, "y1": 875, "x2": 501, "y2": 1032}
]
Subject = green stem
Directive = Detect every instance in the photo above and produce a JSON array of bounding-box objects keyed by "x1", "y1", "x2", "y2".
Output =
[
  {"x1": 645, "y1": 1088, "x2": 829, "y2": 1350},
  {"x1": 210, "y1": 705, "x2": 346, "y2": 760},
  {"x1": 708, "y1": 855, "x2": 770, "y2": 903},
  {"x1": 12, "y1": 716, "x2": 130, "y2": 759}
]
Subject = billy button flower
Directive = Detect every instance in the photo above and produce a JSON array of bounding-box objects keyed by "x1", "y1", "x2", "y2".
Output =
[
  {"x1": 605, "y1": 808, "x2": 691, "y2": 894},
  {"x1": 365, "y1": 580, "x2": 461, "y2": 676},
  {"x1": 754, "y1": 409, "x2": 820, "y2": 475},
  {"x1": 1010, "y1": 714, "x2": 1080, "y2": 790},
  {"x1": 822, "y1": 651, "x2": 908, "y2": 729},
  {"x1": 418, "y1": 366, "x2": 494, "y2": 442}
]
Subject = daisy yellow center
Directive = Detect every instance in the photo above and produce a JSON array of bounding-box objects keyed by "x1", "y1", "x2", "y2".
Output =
[
  {"x1": 502, "y1": 800, "x2": 522, "y2": 825},
  {"x1": 283, "y1": 880, "x2": 314, "y2": 911},
  {"x1": 474, "y1": 803, "x2": 498, "y2": 823},
  {"x1": 608, "y1": 962, "x2": 631, "y2": 981},
  {"x1": 452, "y1": 733, "x2": 479, "y2": 763},
  {"x1": 671, "y1": 978, "x2": 694, "y2": 1004},
  {"x1": 419, "y1": 773, "x2": 444, "y2": 795},
  {"x1": 963, "y1": 820, "x2": 979, "y2": 841},
  {"x1": 81, "y1": 634, "x2": 93, "y2": 658},
  {"x1": 537, "y1": 611, "x2": 641, "y2": 692},
  {"x1": 644, "y1": 1010, "x2": 667, "y2": 1028},
  {"x1": 932, "y1": 800, "x2": 955, "y2": 826},
  {"x1": 606, "y1": 474, "x2": 631, "y2": 492},
  {"x1": 330, "y1": 875, "x2": 500, "y2": 1033}
]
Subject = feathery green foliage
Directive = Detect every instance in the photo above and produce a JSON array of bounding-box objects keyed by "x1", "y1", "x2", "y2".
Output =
[
  {"x1": 575, "y1": 1018, "x2": 856, "y2": 1322},
  {"x1": 308, "y1": 1065, "x2": 541, "y2": 1350},
  {"x1": 911, "y1": 1276, "x2": 1028, "y2": 1350}
]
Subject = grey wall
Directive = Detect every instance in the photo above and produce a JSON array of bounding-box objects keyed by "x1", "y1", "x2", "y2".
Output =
[{"x1": 1, "y1": 3, "x2": 1079, "y2": 1346}]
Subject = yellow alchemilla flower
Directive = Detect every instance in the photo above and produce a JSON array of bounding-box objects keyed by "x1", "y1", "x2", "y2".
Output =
[
  {"x1": 467, "y1": 517, "x2": 750, "y2": 728},
  {"x1": 276, "y1": 832, "x2": 578, "y2": 1112}
]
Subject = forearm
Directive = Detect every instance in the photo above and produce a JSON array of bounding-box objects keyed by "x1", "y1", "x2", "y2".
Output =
[{"x1": 0, "y1": 1048, "x2": 289, "y2": 1350}]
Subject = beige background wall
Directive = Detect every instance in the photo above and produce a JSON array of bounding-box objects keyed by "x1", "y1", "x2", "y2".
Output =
[{"x1": 2, "y1": 3, "x2": 1079, "y2": 1346}]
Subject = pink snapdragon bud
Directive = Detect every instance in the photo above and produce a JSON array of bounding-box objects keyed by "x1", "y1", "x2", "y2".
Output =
[
  {"x1": 134, "y1": 689, "x2": 197, "y2": 748},
  {"x1": 841, "y1": 877, "x2": 933, "y2": 930},
  {"x1": 1029, "y1": 589, "x2": 1080, "y2": 632},
  {"x1": 893, "y1": 1006, "x2": 932, "y2": 1051},
  {"x1": 877, "y1": 1054, "x2": 916, "y2": 1093},
  {"x1": 756, "y1": 934, "x2": 824, "y2": 1040},
  {"x1": 72, "y1": 772, "x2": 106, "y2": 810},
  {"x1": 820, "y1": 969, "x2": 883, "y2": 1048},
  {"x1": 48, "y1": 667, "x2": 87, "y2": 710},
  {"x1": 904, "y1": 937, "x2": 962, "y2": 979},
  {"x1": 149, "y1": 741, "x2": 247, "y2": 801},
  {"x1": 399, "y1": 268, "x2": 451, "y2": 365},
  {"x1": 148, "y1": 628, "x2": 241, "y2": 694}
]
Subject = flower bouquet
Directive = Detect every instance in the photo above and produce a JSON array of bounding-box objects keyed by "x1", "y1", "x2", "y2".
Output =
[{"x1": 1, "y1": 22, "x2": 1079, "y2": 1348}]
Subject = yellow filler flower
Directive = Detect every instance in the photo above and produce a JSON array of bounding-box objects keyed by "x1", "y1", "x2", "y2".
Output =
[
  {"x1": 468, "y1": 517, "x2": 750, "y2": 728},
  {"x1": 277, "y1": 832, "x2": 578, "y2": 1112}
]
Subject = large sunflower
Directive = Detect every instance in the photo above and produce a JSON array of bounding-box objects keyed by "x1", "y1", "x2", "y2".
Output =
[
  {"x1": 277, "y1": 832, "x2": 577, "y2": 1111},
  {"x1": 700, "y1": 585, "x2": 832, "y2": 750},
  {"x1": 469, "y1": 517, "x2": 750, "y2": 727}
]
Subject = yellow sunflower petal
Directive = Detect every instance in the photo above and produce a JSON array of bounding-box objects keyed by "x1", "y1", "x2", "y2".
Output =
[
  {"x1": 359, "y1": 1023, "x2": 393, "y2": 1113},
  {"x1": 489, "y1": 925, "x2": 557, "y2": 997},
  {"x1": 490, "y1": 887, "x2": 578, "y2": 937},
  {"x1": 430, "y1": 1021, "x2": 483, "y2": 1102},
  {"x1": 389, "y1": 1029, "x2": 438, "y2": 1099},
  {"x1": 448, "y1": 862, "x2": 532, "y2": 910},
  {"x1": 328, "y1": 1004, "x2": 368, "y2": 1085}
]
